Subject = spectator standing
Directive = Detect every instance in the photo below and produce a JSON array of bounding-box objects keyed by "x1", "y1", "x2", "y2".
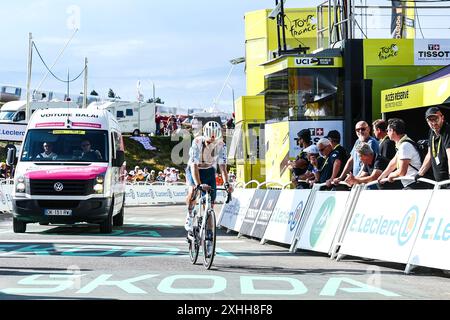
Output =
[
  {"x1": 155, "y1": 114, "x2": 162, "y2": 136},
  {"x1": 373, "y1": 119, "x2": 396, "y2": 160},
  {"x1": 335, "y1": 121, "x2": 379, "y2": 183},
  {"x1": 288, "y1": 129, "x2": 313, "y2": 189},
  {"x1": 143, "y1": 167, "x2": 150, "y2": 180},
  {"x1": 216, "y1": 173, "x2": 224, "y2": 186},
  {"x1": 0, "y1": 162, "x2": 8, "y2": 179},
  {"x1": 416, "y1": 106, "x2": 450, "y2": 183},
  {"x1": 134, "y1": 170, "x2": 146, "y2": 182},
  {"x1": 314, "y1": 138, "x2": 343, "y2": 189},
  {"x1": 378, "y1": 118, "x2": 423, "y2": 189},
  {"x1": 156, "y1": 171, "x2": 165, "y2": 182},
  {"x1": 147, "y1": 170, "x2": 156, "y2": 183}
]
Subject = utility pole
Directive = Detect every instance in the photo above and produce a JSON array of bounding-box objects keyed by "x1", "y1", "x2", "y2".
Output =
[
  {"x1": 67, "y1": 68, "x2": 70, "y2": 101},
  {"x1": 26, "y1": 33, "x2": 33, "y2": 122},
  {"x1": 83, "y1": 57, "x2": 88, "y2": 108}
]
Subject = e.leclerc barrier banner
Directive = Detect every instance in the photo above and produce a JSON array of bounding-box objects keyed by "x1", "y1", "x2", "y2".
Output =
[
  {"x1": 297, "y1": 191, "x2": 351, "y2": 254},
  {"x1": 239, "y1": 189, "x2": 267, "y2": 236},
  {"x1": 339, "y1": 190, "x2": 433, "y2": 264},
  {"x1": 251, "y1": 190, "x2": 281, "y2": 239},
  {"x1": 408, "y1": 190, "x2": 450, "y2": 271},
  {"x1": 218, "y1": 188, "x2": 256, "y2": 232},
  {"x1": 263, "y1": 189, "x2": 311, "y2": 245}
]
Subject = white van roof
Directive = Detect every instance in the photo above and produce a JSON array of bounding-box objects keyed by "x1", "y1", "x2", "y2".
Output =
[
  {"x1": 1, "y1": 100, "x2": 26, "y2": 111},
  {"x1": 28, "y1": 108, "x2": 120, "y2": 131}
]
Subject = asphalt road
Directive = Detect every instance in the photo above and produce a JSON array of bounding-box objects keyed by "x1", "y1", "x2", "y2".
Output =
[{"x1": 0, "y1": 206, "x2": 449, "y2": 301}]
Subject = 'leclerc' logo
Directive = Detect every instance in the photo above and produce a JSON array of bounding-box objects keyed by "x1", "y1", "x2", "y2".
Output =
[{"x1": 398, "y1": 206, "x2": 419, "y2": 246}]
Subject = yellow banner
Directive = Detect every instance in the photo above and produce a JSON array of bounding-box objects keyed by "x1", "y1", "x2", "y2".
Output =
[
  {"x1": 53, "y1": 130, "x2": 86, "y2": 135},
  {"x1": 364, "y1": 39, "x2": 414, "y2": 66},
  {"x1": 381, "y1": 77, "x2": 450, "y2": 113}
]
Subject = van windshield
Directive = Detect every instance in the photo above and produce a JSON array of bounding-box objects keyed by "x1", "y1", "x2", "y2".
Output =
[
  {"x1": 0, "y1": 111, "x2": 16, "y2": 121},
  {"x1": 21, "y1": 129, "x2": 109, "y2": 163}
]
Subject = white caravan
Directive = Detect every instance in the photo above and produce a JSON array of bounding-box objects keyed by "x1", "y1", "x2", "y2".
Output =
[
  {"x1": 88, "y1": 101, "x2": 156, "y2": 136},
  {"x1": 0, "y1": 100, "x2": 80, "y2": 124}
]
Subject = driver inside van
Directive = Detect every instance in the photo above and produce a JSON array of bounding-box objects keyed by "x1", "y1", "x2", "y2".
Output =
[{"x1": 36, "y1": 142, "x2": 58, "y2": 160}]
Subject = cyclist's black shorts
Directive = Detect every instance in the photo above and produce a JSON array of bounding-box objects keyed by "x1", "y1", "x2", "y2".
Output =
[{"x1": 186, "y1": 166, "x2": 217, "y2": 202}]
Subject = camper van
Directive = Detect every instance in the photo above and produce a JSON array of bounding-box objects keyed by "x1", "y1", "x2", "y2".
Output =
[
  {"x1": 11, "y1": 109, "x2": 126, "y2": 234},
  {"x1": 0, "y1": 100, "x2": 80, "y2": 124},
  {"x1": 88, "y1": 101, "x2": 156, "y2": 136},
  {"x1": 0, "y1": 85, "x2": 22, "y2": 104}
]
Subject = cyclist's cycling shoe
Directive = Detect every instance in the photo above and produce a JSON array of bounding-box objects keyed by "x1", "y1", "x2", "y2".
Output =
[{"x1": 184, "y1": 215, "x2": 193, "y2": 232}]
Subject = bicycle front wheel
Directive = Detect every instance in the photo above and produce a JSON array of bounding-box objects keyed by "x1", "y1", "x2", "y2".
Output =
[
  {"x1": 202, "y1": 210, "x2": 216, "y2": 270},
  {"x1": 188, "y1": 233, "x2": 200, "y2": 264}
]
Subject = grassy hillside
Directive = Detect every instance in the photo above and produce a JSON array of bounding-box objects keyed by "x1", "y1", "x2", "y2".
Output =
[{"x1": 124, "y1": 136, "x2": 188, "y2": 175}]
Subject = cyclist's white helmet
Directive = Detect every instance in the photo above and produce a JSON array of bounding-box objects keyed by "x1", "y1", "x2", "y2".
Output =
[{"x1": 203, "y1": 121, "x2": 223, "y2": 139}]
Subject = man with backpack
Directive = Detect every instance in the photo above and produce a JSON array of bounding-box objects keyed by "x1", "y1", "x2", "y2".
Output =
[
  {"x1": 378, "y1": 118, "x2": 425, "y2": 189},
  {"x1": 415, "y1": 106, "x2": 450, "y2": 184}
]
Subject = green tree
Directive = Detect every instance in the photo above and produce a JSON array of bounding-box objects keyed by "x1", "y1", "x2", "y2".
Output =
[
  {"x1": 90, "y1": 90, "x2": 99, "y2": 96},
  {"x1": 108, "y1": 89, "x2": 116, "y2": 98}
]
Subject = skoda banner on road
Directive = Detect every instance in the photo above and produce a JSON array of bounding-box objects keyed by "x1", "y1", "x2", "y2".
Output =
[
  {"x1": 263, "y1": 189, "x2": 311, "y2": 245},
  {"x1": 339, "y1": 190, "x2": 433, "y2": 264},
  {"x1": 297, "y1": 191, "x2": 351, "y2": 254},
  {"x1": 408, "y1": 191, "x2": 450, "y2": 272}
]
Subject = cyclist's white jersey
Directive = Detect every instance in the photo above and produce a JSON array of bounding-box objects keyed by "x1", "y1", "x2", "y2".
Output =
[{"x1": 188, "y1": 136, "x2": 227, "y2": 170}]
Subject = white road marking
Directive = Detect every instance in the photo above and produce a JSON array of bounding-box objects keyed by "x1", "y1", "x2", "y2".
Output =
[{"x1": 0, "y1": 239, "x2": 245, "y2": 244}]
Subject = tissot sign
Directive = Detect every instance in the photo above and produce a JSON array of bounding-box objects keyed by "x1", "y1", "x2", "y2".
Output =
[{"x1": 415, "y1": 39, "x2": 450, "y2": 65}]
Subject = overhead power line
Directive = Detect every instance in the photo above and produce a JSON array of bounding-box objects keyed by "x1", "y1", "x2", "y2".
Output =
[{"x1": 32, "y1": 42, "x2": 86, "y2": 84}]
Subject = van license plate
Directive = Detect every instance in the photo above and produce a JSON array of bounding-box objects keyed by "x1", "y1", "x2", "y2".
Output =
[{"x1": 45, "y1": 209, "x2": 73, "y2": 216}]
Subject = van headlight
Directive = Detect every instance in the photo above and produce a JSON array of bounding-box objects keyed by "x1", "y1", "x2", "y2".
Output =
[
  {"x1": 16, "y1": 176, "x2": 26, "y2": 193},
  {"x1": 93, "y1": 175, "x2": 105, "y2": 194}
]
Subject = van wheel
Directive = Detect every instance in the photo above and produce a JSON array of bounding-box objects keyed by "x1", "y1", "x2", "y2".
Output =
[
  {"x1": 100, "y1": 200, "x2": 114, "y2": 234},
  {"x1": 132, "y1": 129, "x2": 140, "y2": 136},
  {"x1": 113, "y1": 202, "x2": 124, "y2": 227},
  {"x1": 13, "y1": 218, "x2": 27, "y2": 233}
]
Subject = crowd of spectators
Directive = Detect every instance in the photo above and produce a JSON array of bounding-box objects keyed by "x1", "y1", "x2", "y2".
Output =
[
  {"x1": 289, "y1": 105, "x2": 450, "y2": 190},
  {"x1": 155, "y1": 114, "x2": 184, "y2": 136},
  {"x1": 125, "y1": 166, "x2": 183, "y2": 184}
]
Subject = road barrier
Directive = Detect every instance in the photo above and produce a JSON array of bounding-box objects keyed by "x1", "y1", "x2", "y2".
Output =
[
  {"x1": 125, "y1": 182, "x2": 228, "y2": 206},
  {"x1": 0, "y1": 179, "x2": 14, "y2": 213},
  {"x1": 219, "y1": 178, "x2": 450, "y2": 274}
]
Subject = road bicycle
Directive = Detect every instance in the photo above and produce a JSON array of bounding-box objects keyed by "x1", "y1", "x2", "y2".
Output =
[{"x1": 187, "y1": 185, "x2": 231, "y2": 270}]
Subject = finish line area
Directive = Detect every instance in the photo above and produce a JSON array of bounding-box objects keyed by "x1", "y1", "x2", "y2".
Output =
[{"x1": 0, "y1": 205, "x2": 448, "y2": 300}]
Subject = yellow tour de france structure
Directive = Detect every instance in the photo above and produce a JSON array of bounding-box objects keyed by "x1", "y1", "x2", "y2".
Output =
[{"x1": 231, "y1": 4, "x2": 450, "y2": 186}]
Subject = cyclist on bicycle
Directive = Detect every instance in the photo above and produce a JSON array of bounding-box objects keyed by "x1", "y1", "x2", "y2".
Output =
[{"x1": 185, "y1": 121, "x2": 233, "y2": 236}]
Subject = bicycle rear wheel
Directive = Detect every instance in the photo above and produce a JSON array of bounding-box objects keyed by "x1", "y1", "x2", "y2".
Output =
[{"x1": 202, "y1": 210, "x2": 216, "y2": 270}]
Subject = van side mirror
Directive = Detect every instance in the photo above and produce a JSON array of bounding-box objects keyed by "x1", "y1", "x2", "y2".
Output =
[
  {"x1": 113, "y1": 150, "x2": 125, "y2": 167},
  {"x1": 6, "y1": 148, "x2": 16, "y2": 167}
]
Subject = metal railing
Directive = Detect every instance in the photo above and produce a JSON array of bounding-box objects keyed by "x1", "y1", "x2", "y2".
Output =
[{"x1": 317, "y1": 2, "x2": 450, "y2": 49}]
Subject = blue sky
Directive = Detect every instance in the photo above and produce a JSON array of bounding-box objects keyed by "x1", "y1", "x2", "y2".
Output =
[
  {"x1": 0, "y1": 0, "x2": 328, "y2": 112},
  {"x1": 0, "y1": 1, "x2": 447, "y2": 113}
]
